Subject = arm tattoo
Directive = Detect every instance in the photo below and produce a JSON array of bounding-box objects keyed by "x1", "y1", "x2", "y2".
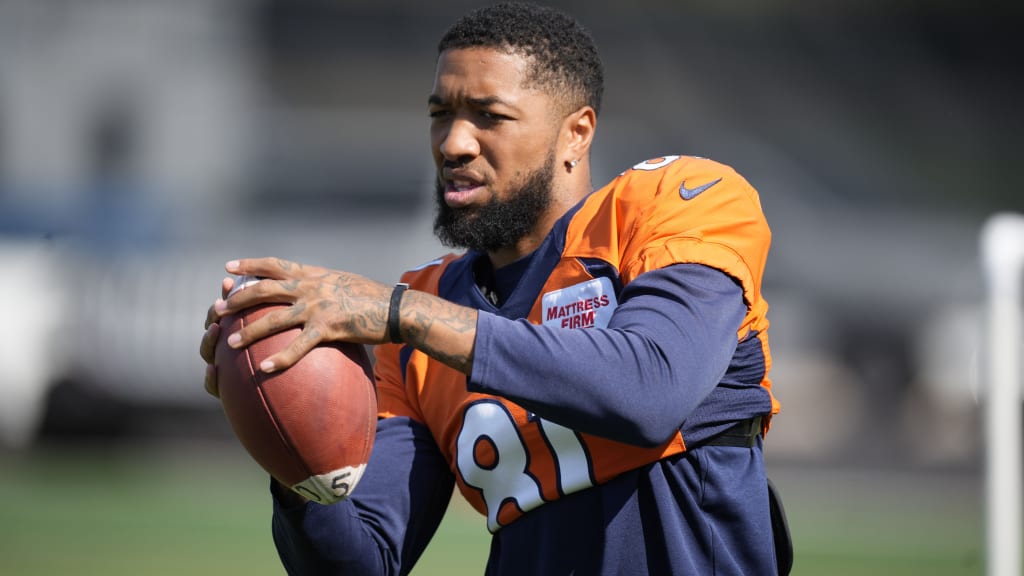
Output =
[{"x1": 402, "y1": 291, "x2": 477, "y2": 374}]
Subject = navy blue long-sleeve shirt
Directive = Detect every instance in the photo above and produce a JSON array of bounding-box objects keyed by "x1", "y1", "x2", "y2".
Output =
[
  {"x1": 271, "y1": 154, "x2": 778, "y2": 574},
  {"x1": 272, "y1": 265, "x2": 774, "y2": 575}
]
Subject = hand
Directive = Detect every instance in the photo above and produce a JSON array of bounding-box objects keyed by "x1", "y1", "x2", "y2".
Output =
[
  {"x1": 210, "y1": 257, "x2": 393, "y2": 374},
  {"x1": 200, "y1": 276, "x2": 236, "y2": 398}
]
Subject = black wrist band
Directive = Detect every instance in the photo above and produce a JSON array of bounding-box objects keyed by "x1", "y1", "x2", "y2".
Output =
[{"x1": 388, "y1": 283, "x2": 409, "y2": 343}]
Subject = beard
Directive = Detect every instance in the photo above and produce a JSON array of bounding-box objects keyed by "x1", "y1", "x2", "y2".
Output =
[{"x1": 433, "y1": 153, "x2": 555, "y2": 252}]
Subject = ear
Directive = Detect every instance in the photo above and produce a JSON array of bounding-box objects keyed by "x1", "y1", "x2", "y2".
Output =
[{"x1": 561, "y1": 105, "x2": 596, "y2": 164}]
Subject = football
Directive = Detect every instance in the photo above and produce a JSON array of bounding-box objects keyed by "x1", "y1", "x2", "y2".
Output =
[{"x1": 215, "y1": 278, "x2": 377, "y2": 504}]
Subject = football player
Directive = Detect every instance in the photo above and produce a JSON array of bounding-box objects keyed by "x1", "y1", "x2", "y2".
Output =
[{"x1": 201, "y1": 2, "x2": 788, "y2": 574}]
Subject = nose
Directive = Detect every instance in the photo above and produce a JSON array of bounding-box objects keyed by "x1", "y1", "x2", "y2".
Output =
[{"x1": 435, "y1": 117, "x2": 480, "y2": 162}]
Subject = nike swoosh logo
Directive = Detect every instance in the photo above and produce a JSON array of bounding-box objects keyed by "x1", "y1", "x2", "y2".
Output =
[{"x1": 679, "y1": 177, "x2": 722, "y2": 200}]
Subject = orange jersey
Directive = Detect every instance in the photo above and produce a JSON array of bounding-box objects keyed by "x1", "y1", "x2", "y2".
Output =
[{"x1": 375, "y1": 155, "x2": 777, "y2": 532}]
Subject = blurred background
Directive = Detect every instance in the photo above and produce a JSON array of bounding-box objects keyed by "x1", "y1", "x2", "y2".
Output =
[{"x1": 0, "y1": 0, "x2": 1021, "y2": 574}]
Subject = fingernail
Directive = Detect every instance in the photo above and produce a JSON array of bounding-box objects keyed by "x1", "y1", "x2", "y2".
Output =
[
  {"x1": 260, "y1": 360, "x2": 276, "y2": 373},
  {"x1": 214, "y1": 298, "x2": 227, "y2": 313},
  {"x1": 227, "y1": 333, "x2": 241, "y2": 348},
  {"x1": 226, "y1": 260, "x2": 240, "y2": 272}
]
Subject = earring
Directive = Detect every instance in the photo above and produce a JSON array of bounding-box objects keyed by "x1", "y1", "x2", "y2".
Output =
[{"x1": 566, "y1": 159, "x2": 579, "y2": 169}]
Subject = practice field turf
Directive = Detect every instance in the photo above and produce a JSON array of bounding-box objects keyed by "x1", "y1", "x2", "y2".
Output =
[{"x1": 0, "y1": 442, "x2": 983, "y2": 575}]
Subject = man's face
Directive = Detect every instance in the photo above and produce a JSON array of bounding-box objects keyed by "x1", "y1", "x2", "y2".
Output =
[{"x1": 428, "y1": 47, "x2": 561, "y2": 252}]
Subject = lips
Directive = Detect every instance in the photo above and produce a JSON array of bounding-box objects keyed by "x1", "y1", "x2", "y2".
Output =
[{"x1": 442, "y1": 171, "x2": 486, "y2": 208}]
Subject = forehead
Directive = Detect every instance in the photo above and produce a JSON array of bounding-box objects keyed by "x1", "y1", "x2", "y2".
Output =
[{"x1": 432, "y1": 47, "x2": 537, "y2": 103}]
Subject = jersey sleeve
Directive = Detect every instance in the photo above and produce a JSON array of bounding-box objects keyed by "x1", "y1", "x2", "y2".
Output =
[
  {"x1": 611, "y1": 157, "x2": 777, "y2": 416},
  {"x1": 566, "y1": 156, "x2": 771, "y2": 347},
  {"x1": 613, "y1": 156, "x2": 771, "y2": 311}
]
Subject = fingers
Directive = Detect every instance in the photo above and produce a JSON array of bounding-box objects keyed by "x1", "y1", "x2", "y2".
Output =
[
  {"x1": 202, "y1": 263, "x2": 275, "y2": 400},
  {"x1": 200, "y1": 322, "x2": 220, "y2": 364},
  {"x1": 260, "y1": 326, "x2": 323, "y2": 374},
  {"x1": 205, "y1": 299, "x2": 223, "y2": 329},
  {"x1": 208, "y1": 258, "x2": 378, "y2": 375},
  {"x1": 214, "y1": 277, "x2": 291, "y2": 318},
  {"x1": 221, "y1": 302, "x2": 305, "y2": 356},
  {"x1": 220, "y1": 307, "x2": 323, "y2": 374},
  {"x1": 225, "y1": 257, "x2": 325, "y2": 280},
  {"x1": 200, "y1": 322, "x2": 221, "y2": 398},
  {"x1": 205, "y1": 277, "x2": 239, "y2": 328},
  {"x1": 204, "y1": 364, "x2": 220, "y2": 398}
]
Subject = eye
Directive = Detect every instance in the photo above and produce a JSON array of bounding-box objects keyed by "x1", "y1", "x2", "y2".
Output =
[{"x1": 478, "y1": 110, "x2": 509, "y2": 122}]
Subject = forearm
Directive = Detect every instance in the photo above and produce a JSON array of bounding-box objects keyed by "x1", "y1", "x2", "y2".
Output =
[
  {"x1": 271, "y1": 417, "x2": 455, "y2": 576},
  {"x1": 396, "y1": 289, "x2": 478, "y2": 374},
  {"x1": 469, "y1": 265, "x2": 746, "y2": 447}
]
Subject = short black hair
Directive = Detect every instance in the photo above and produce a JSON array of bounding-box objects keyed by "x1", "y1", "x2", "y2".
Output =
[{"x1": 437, "y1": 2, "x2": 604, "y2": 116}]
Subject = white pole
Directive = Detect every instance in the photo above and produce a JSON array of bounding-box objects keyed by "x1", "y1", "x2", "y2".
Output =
[{"x1": 981, "y1": 212, "x2": 1024, "y2": 576}]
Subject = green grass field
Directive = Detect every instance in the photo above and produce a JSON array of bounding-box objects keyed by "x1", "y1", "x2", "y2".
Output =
[{"x1": 0, "y1": 442, "x2": 984, "y2": 575}]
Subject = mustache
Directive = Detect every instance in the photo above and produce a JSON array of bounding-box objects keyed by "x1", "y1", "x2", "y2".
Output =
[{"x1": 442, "y1": 159, "x2": 469, "y2": 170}]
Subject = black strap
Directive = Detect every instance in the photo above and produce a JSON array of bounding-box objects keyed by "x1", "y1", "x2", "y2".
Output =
[
  {"x1": 387, "y1": 283, "x2": 409, "y2": 343},
  {"x1": 704, "y1": 416, "x2": 762, "y2": 448}
]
